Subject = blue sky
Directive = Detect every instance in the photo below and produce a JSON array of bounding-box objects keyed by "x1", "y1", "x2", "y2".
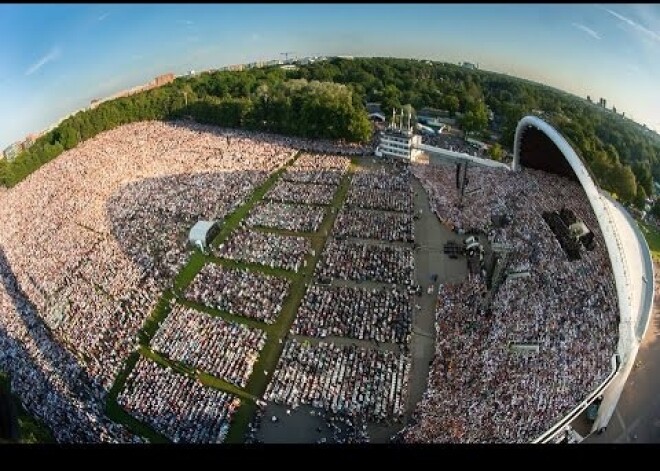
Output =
[{"x1": 2, "y1": 3, "x2": 660, "y2": 149}]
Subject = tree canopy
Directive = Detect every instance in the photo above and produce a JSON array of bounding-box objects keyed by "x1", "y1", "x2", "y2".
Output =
[{"x1": 3, "y1": 56, "x2": 660, "y2": 210}]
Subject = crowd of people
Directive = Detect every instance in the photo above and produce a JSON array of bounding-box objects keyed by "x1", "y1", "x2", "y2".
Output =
[
  {"x1": 333, "y1": 207, "x2": 414, "y2": 243},
  {"x1": 0, "y1": 119, "x2": 372, "y2": 442},
  {"x1": 246, "y1": 202, "x2": 326, "y2": 233},
  {"x1": 265, "y1": 339, "x2": 410, "y2": 423},
  {"x1": 184, "y1": 263, "x2": 290, "y2": 324},
  {"x1": 315, "y1": 239, "x2": 415, "y2": 285},
  {"x1": 215, "y1": 227, "x2": 312, "y2": 272},
  {"x1": 292, "y1": 153, "x2": 351, "y2": 172},
  {"x1": 404, "y1": 160, "x2": 619, "y2": 443},
  {"x1": 151, "y1": 305, "x2": 266, "y2": 388},
  {"x1": 117, "y1": 358, "x2": 241, "y2": 443},
  {"x1": 351, "y1": 166, "x2": 411, "y2": 192},
  {"x1": 293, "y1": 141, "x2": 370, "y2": 158},
  {"x1": 0, "y1": 110, "x2": 622, "y2": 444},
  {"x1": 413, "y1": 161, "x2": 510, "y2": 233},
  {"x1": 346, "y1": 186, "x2": 414, "y2": 213},
  {"x1": 0, "y1": 253, "x2": 142, "y2": 443},
  {"x1": 266, "y1": 180, "x2": 337, "y2": 206},
  {"x1": 282, "y1": 168, "x2": 343, "y2": 186},
  {"x1": 291, "y1": 284, "x2": 413, "y2": 345}
]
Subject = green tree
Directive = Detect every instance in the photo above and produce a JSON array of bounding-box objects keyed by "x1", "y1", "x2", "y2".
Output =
[
  {"x1": 459, "y1": 101, "x2": 488, "y2": 138},
  {"x1": 489, "y1": 143, "x2": 504, "y2": 161},
  {"x1": 634, "y1": 185, "x2": 648, "y2": 209},
  {"x1": 443, "y1": 95, "x2": 460, "y2": 117},
  {"x1": 612, "y1": 164, "x2": 637, "y2": 202}
]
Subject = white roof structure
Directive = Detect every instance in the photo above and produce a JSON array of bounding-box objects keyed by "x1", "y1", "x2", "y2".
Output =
[
  {"x1": 511, "y1": 115, "x2": 654, "y2": 441},
  {"x1": 188, "y1": 220, "x2": 218, "y2": 250},
  {"x1": 415, "y1": 142, "x2": 510, "y2": 169}
]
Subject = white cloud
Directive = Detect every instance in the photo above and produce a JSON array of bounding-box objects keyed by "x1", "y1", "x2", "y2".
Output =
[
  {"x1": 571, "y1": 22, "x2": 601, "y2": 40},
  {"x1": 605, "y1": 8, "x2": 660, "y2": 43},
  {"x1": 177, "y1": 20, "x2": 194, "y2": 26},
  {"x1": 25, "y1": 47, "x2": 62, "y2": 76},
  {"x1": 251, "y1": 33, "x2": 260, "y2": 41},
  {"x1": 98, "y1": 12, "x2": 109, "y2": 22}
]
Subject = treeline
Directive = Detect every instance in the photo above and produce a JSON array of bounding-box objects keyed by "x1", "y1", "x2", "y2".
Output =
[
  {"x1": 2, "y1": 57, "x2": 659, "y2": 209},
  {"x1": 0, "y1": 69, "x2": 371, "y2": 188},
  {"x1": 290, "y1": 57, "x2": 659, "y2": 207}
]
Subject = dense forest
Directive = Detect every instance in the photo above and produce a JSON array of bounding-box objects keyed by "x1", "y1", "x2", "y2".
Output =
[{"x1": 1, "y1": 57, "x2": 659, "y2": 208}]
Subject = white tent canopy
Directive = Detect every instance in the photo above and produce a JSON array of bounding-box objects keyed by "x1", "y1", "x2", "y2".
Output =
[{"x1": 189, "y1": 220, "x2": 219, "y2": 250}]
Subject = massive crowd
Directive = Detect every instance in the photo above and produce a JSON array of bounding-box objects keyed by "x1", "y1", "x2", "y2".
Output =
[
  {"x1": 291, "y1": 284, "x2": 413, "y2": 345},
  {"x1": 184, "y1": 263, "x2": 291, "y2": 324},
  {"x1": 333, "y1": 207, "x2": 414, "y2": 243},
  {"x1": 0, "y1": 111, "x2": 620, "y2": 445},
  {"x1": 266, "y1": 180, "x2": 337, "y2": 206},
  {"x1": 151, "y1": 305, "x2": 266, "y2": 388},
  {"x1": 215, "y1": 228, "x2": 312, "y2": 272},
  {"x1": 0, "y1": 120, "x2": 368, "y2": 442},
  {"x1": 117, "y1": 358, "x2": 241, "y2": 443},
  {"x1": 292, "y1": 153, "x2": 351, "y2": 171},
  {"x1": 404, "y1": 161, "x2": 619, "y2": 443},
  {"x1": 265, "y1": 339, "x2": 410, "y2": 423},
  {"x1": 351, "y1": 166, "x2": 411, "y2": 192},
  {"x1": 0, "y1": 252, "x2": 141, "y2": 443},
  {"x1": 346, "y1": 186, "x2": 414, "y2": 213},
  {"x1": 246, "y1": 202, "x2": 326, "y2": 233},
  {"x1": 282, "y1": 168, "x2": 343, "y2": 186},
  {"x1": 315, "y1": 239, "x2": 415, "y2": 285}
]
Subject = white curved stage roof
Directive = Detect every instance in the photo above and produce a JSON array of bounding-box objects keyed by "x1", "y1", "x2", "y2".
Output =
[{"x1": 512, "y1": 115, "x2": 654, "y2": 441}]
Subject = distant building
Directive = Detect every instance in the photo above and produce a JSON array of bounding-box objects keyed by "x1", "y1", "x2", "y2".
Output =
[
  {"x1": 153, "y1": 73, "x2": 175, "y2": 87},
  {"x1": 3, "y1": 142, "x2": 21, "y2": 161},
  {"x1": 460, "y1": 61, "x2": 478, "y2": 70},
  {"x1": 587, "y1": 95, "x2": 592, "y2": 103},
  {"x1": 280, "y1": 64, "x2": 297, "y2": 71},
  {"x1": 225, "y1": 64, "x2": 245, "y2": 72},
  {"x1": 376, "y1": 110, "x2": 422, "y2": 161}
]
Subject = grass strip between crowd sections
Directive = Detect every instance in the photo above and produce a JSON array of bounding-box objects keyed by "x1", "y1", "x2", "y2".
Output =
[
  {"x1": 106, "y1": 152, "x2": 357, "y2": 444},
  {"x1": 224, "y1": 159, "x2": 356, "y2": 443},
  {"x1": 104, "y1": 152, "x2": 300, "y2": 441}
]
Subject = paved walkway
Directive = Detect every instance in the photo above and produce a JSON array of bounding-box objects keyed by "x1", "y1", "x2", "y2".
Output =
[{"x1": 404, "y1": 176, "x2": 468, "y2": 425}]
